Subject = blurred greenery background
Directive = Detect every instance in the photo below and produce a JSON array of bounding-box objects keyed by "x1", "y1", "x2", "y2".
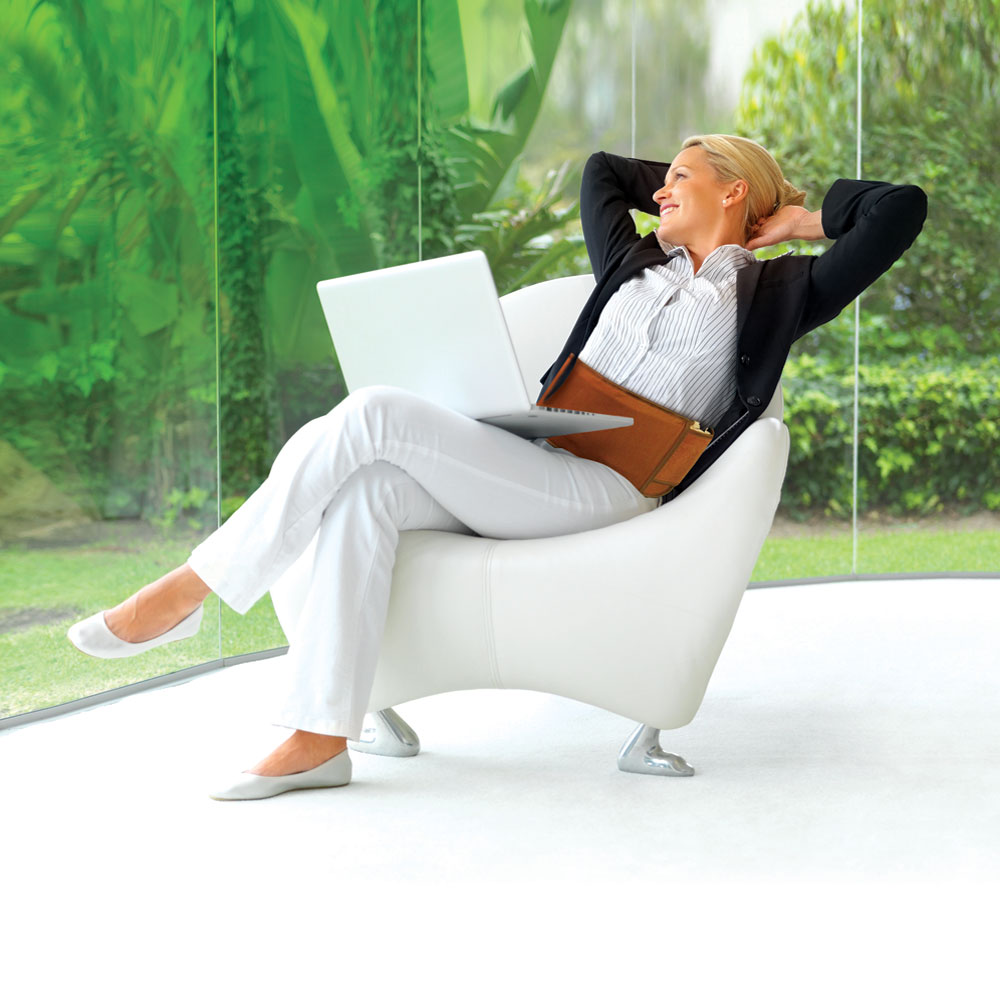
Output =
[{"x1": 1, "y1": 0, "x2": 997, "y2": 718}]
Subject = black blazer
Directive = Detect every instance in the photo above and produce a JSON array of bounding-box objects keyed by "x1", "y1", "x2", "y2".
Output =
[{"x1": 537, "y1": 151, "x2": 928, "y2": 501}]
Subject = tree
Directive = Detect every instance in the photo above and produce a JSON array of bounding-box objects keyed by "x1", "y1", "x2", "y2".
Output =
[{"x1": 735, "y1": 0, "x2": 1000, "y2": 353}]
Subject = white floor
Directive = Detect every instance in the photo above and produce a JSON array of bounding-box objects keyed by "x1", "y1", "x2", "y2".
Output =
[{"x1": 2, "y1": 579, "x2": 998, "y2": 998}]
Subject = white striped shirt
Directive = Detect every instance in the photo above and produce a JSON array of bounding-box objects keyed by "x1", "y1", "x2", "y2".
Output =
[{"x1": 578, "y1": 241, "x2": 757, "y2": 429}]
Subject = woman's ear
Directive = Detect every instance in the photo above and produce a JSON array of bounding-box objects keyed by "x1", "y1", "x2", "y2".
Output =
[{"x1": 726, "y1": 179, "x2": 750, "y2": 204}]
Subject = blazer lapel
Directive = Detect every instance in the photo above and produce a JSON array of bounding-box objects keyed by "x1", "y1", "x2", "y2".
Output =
[{"x1": 735, "y1": 260, "x2": 765, "y2": 338}]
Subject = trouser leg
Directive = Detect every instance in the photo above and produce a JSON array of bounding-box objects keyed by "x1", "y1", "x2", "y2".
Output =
[
  {"x1": 189, "y1": 385, "x2": 654, "y2": 614},
  {"x1": 189, "y1": 386, "x2": 658, "y2": 739},
  {"x1": 270, "y1": 461, "x2": 466, "y2": 740}
]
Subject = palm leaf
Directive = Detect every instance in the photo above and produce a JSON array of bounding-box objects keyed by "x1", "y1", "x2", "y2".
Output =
[
  {"x1": 424, "y1": 0, "x2": 469, "y2": 120},
  {"x1": 0, "y1": 179, "x2": 56, "y2": 241},
  {"x1": 272, "y1": 0, "x2": 367, "y2": 208},
  {"x1": 266, "y1": 0, "x2": 377, "y2": 275},
  {"x1": 318, "y1": 0, "x2": 373, "y2": 149},
  {"x1": 436, "y1": 0, "x2": 572, "y2": 214}
]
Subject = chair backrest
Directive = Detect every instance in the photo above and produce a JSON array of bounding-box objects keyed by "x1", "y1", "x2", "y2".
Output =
[
  {"x1": 499, "y1": 272, "x2": 783, "y2": 420},
  {"x1": 499, "y1": 273, "x2": 596, "y2": 394},
  {"x1": 761, "y1": 383, "x2": 783, "y2": 420}
]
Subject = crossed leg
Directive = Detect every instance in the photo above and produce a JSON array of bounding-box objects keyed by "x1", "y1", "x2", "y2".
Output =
[{"x1": 97, "y1": 386, "x2": 656, "y2": 776}]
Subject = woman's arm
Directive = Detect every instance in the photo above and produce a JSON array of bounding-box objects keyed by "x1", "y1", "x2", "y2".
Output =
[
  {"x1": 750, "y1": 179, "x2": 927, "y2": 336},
  {"x1": 580, "y1": 151, "x2": 669, "y2": 279},
  {"x1": 802, "y1": 179, "x2": 926, "y2": 333}
]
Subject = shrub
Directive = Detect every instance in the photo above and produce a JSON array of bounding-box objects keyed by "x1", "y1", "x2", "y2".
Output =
[{"x1": 780, "y1": 355, "x2": 1000, "y2": 517}]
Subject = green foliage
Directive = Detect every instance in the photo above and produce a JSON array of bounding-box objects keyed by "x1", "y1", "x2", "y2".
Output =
[
  {"x1": 0, "y1": 0, "x2": 579, "y2": 521},
  {"x1": 248, "y1": 0, "x2": 576, "y2": 368},
  {"x1": 781, "y1": 355, "x2": 1000, "y2": 517},
  {"x1": 8, "y1": 0, "x2": 996, "y2": 532},
  {"x1": 149, "y1": 485, "x2": 212, "y2": 534},
  {"x1": 735, "y1": 0, "x2": 1000, "y2": 351},
  {"x1": 216, "y1": 0, "x2": 281, "y2": 496},
  {"x1": 437, "y1": 0, "x2": 573, "y2": 218},
  {"x1": 454, "y1": 165, "x2": 586, "y2": 295},
  {"x1": 0, "y1": 0, "x2": 216, "y2": 519},
  {"x1": 789, "y1": 304, "x2": 983, "y2": 372}
]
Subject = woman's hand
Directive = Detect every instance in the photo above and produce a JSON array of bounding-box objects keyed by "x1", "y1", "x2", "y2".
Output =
[{"x1": 745, "y1": 205, "x2": 825, "y2": 251}]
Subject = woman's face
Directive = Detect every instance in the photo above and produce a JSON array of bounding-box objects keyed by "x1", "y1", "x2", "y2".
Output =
[{"x1": 653, "y1": 146, "x2": 739, "y2": 246}]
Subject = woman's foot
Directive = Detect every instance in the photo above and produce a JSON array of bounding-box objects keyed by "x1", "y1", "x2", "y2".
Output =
[
  {"x1": 247, "y1": 730, "x2": 349, "y2": 777},
  {"x1": 209, "y1": 732, "x2": 352, "y2": 801},
  {"x1": 104, "y1": 564, "x2": 211, "y2": 643}
]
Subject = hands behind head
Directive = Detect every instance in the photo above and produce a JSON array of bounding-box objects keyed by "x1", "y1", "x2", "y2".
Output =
[{"x1": 744, "y1": 205, "x2": 817, "y2": 251}]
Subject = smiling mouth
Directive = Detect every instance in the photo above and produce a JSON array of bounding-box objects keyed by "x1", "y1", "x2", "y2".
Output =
[{"x1": 660, "y1": 205, "x2": 678, "y2": 217}]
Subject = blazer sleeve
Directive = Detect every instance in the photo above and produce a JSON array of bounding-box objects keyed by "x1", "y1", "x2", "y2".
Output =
[
  {"x1": 581, "y1": 151, "x2": 670, "y2": 279},
  {"x1": 799, "y1": 178, "x2": 928, "y2": 336}
]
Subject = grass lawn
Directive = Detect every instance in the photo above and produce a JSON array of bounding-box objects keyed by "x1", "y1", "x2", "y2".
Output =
[
  {"x1": 752, "y1": 512, "x2": 1000, "y2": 580},
  {"x1": 0, "y1": 522, "x2": 286, "y2": 719},
  {"x1": 2, "y1": 514, "x2": 998, "y2": 720}
]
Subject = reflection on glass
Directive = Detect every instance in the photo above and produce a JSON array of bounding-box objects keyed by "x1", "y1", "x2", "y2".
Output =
[{"x1": 0, "y1": 1, "x2": 220, "y2": 719}]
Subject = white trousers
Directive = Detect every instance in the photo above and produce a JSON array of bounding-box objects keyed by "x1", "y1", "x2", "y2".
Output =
[{"x1": 189, "y1": 386, "x2": 657, "y2": 740}]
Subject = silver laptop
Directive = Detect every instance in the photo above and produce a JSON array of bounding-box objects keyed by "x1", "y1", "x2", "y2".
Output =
[{"x1": 315, "y1": 251, "x2": 632, "y2": 438}]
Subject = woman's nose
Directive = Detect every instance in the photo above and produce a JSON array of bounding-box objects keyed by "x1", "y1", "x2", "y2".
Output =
[{"x1": 653, "y1": 185, "x2": 668, "y2": 204}]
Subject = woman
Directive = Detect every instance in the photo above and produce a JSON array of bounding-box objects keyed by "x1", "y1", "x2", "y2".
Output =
[{"x1": 67, "y1": 134, "x2": 927, "y2": 800}]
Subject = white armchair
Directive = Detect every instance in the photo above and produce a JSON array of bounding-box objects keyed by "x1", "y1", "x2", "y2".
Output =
[{"x1": 271, "y1": 274, "x2": 790, "y2": 775}]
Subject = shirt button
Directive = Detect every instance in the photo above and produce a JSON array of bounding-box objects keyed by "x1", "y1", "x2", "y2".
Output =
[
  {"x1": 740, "y1": 353, "x2": 751, "y2": 366},
  {"x1": 747, "y1": 395, "x2": 761, "y2": 407}
]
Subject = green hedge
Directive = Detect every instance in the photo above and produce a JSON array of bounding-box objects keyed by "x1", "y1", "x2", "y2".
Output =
[{"x1": 780, "y1": 355, "x2": 1000, "y2": 517}]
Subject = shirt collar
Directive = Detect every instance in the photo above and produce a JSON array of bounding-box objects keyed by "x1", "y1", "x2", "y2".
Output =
[{"x1": 656, "y1": 236, "x2": 757, "y2": 274}]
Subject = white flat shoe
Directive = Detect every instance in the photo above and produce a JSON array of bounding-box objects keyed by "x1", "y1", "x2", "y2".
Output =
[
  {"x1": 67, "y1": 604, "x2": 203, "y2": 659},
  {"x1": 209, "y1": 749, "x2": 352, "y2": 801}
]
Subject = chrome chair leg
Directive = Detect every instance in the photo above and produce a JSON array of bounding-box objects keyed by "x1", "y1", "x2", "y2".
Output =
[
  {"x1": 617, "y1": 723, "x2": 694, "y2": 776},
  {"x1": 347, "y1": 708, "x2": 421, "y2": 757}
]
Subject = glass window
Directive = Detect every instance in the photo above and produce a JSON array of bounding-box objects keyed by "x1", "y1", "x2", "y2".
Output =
[
  {"x1": 1, "y1": 0, "x2": 219, "y2": 720},
  {"x1": 857, "y1": 0, "x2": 1000, "y2": 573},
  {"x1": 4, "y1": 0, "x2": 992, "y2": 725}
]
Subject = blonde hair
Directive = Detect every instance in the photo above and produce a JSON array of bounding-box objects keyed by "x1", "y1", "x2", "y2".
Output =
[{"x1": 682, "y1": 133, "x2": 806, "y2": 242}]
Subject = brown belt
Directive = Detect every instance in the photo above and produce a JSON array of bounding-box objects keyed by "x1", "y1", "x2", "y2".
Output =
[{"x1": 537, "y1": 356, "x2": 713, "y2": 498}]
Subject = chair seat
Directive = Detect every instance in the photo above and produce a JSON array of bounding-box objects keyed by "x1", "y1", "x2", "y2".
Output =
[{"x1": 365, "y1": 409, "x2": 788, "y2": 729}]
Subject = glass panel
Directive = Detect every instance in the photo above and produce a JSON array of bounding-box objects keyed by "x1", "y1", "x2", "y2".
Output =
[
  {"x1": 857, "y1": 1, "x2": 1000, "y2": 572},
  {"x1": 215, "y1": 0, "x2": 421, "y2": 657},
  {"x1": 0, "y1": 0, "x2": 219, "y2": 720},
  {"x1": 634, "y1": 0, "x2": 725, "y2": 147},
  {"x1": 522, "y1": 0, "x2": 633, "y2": 177},
  {"x1": 683, "y1": 0, "x2": 860, "y2": 581},
  {"x1": 422, "y1": 0, "x2": 592, "y2": 294}
]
